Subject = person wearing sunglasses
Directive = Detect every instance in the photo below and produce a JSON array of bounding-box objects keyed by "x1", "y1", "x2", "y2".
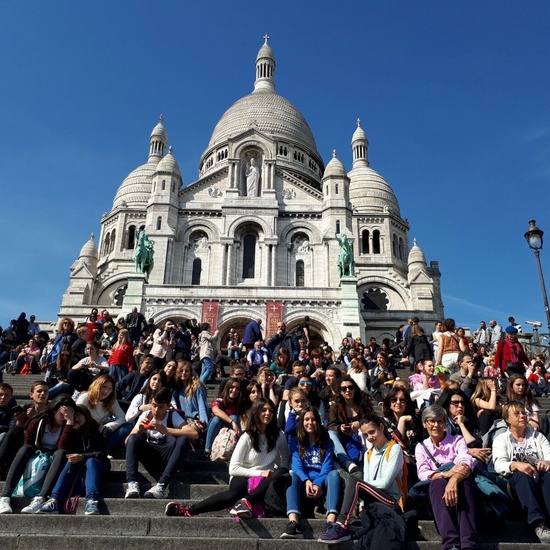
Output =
[
  {"x1": 328, "y1": 376, "x2": 372, "y2": 473},
  {"x1": 415, "y1": 405, "x2": 477, "y2": 550}
]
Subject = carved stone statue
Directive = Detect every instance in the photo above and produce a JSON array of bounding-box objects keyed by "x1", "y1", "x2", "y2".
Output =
[
  {"x1": 133, "y1": 230, "x2": 155, "y2": 282},
  {"x1": 336, "y1": 233, "x2": 354, "y2": 278},
  {"x1": 245, "y1": 157, "x2": 260, "y2": 197}
]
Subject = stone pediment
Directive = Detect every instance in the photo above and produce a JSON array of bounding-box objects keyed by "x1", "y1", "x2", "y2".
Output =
[
  {"x1": 409, "y1": 269, "x2": 433, "y2": 284},
  {"x1": 277, "y1": 169, "x2": 323, "y2": 203},
  {"x1": 179, "y1": 167, "x2": 229, "y2": 203},
  {"x1": 69, "y1": 261, "x2": 95, "y2": 279}
]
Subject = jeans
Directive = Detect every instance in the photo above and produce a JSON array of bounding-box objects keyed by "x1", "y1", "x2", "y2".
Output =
[
  {"x1": 106, "y1": 422, "x2": 133, "y2": 450},
  {"x1": 48, "y1": 382, "x2": 73, "y2": 399},
  {"x1": 109, "y1": 364, "x2": 129, "y2": 384},
  {"x1": 51, "y1": 457, "x2": 109, "y2": 501},
  {"x1": 286, "y1": 469, "x2": 342, "y2": 517},
  {"x1": 328, "y1": 430, "x2": 355, "y2": 469},
  {"x1": 200, "y1": 357, "x2": 214, "y2": 383},
  {"x1": 126, "y1": 433, "x2": 188, "y2": 485},
  {"x1": 509, "y1": 470, "x2": 550, "y2": 526},
  {"x1": 205, "y1": 415, "x2": 240, "y2": 453}
]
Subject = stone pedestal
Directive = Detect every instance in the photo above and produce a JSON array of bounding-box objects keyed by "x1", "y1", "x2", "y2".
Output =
[
  {"x1": 122, "y1": 273, "x2": 147, "y2": 314},
  {"x1": 340, "y1": 277, "x2": 365, "y2": 341}
]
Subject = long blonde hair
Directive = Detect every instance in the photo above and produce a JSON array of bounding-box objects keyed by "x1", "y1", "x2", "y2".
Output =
[
  {"x1": 85, "y1": 374, "x2": 117, "y2": 410},
  {"x1": 176, "y1": 360, "x2": 202, "y2": 398}
]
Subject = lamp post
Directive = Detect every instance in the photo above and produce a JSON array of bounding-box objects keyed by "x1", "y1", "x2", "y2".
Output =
[{"x1": 524, "y1": 219, "x2": 550, "y2": 333}]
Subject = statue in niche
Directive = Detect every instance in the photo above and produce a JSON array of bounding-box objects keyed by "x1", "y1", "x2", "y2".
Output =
[
  {"x1": 245, "y1": 157, "x2": 260, "y2": 197},
  {"x1": 133, "y1": 230, "x2": 155, "y2": 282},
  {"x1": 336, "y1": 233, "x2": 354, "y2": 278},
  {"x1": 194, "y1": 236, "x2": 208, "y2": 250},
  {"x1": 294, "y1": 238, "x2": 310, "y2": 253}
]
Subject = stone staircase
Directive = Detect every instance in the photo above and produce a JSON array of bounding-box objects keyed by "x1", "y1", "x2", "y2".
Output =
[{"x1": 1, "y1": 374, "x2": 548, "y2": 549}]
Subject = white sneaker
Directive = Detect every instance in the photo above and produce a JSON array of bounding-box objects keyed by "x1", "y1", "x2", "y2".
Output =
[
  {"x1": 125, "y1": 481, "x2": 140, "y2": 499},
  {"x1": 21, "y1": 496, "x2": 45, "y2": 514},
  {"x1": 0, "y1": 497, "x2": 12, "y2": 514},
  {"x1": 143, "y1": 483, "x2": 167, "y2": 499},
  {"x1": 348, "y1": 463, "x2": 359, "y2": 473}
]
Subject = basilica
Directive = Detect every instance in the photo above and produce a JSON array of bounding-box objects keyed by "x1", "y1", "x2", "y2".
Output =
[{"x1": 60, "y1": 38, "x2": 444, "y2": 346}]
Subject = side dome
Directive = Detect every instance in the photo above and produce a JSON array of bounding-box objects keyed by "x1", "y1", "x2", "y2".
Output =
[
  {"x1": 323, "y1": 151, "x2": 346, "y2": 178},
  {"x1": 348, "y1": 164, "x2": 401, "y2": 215},
  {"x1": 206, "y1": 92, "x2": 318, "y2": 154},
  {"x1": 79, "y1": 233, "x2": 98, "y2": 263},
  {"x1": 112, "y1": 160, "x2": 158, "y2": 209},
  {"x1": 155, "y1": 147, "x2": 181, "y2": 176}
]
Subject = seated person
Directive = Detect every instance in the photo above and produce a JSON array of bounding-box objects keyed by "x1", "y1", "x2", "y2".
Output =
[
  {"x1": 218, "y1": 362, "x2": 247, "y2": 397},
  {"x1": 0, "y1": 383, "x2": 17, "y2": 445},
  {"x1": 116, "y1": 354, "x2": 154, "y2": 405},
  {"x1": 449, "y1": 352, "x2": 478, "y2": 398},
  {"x1": 415, "y1": 405, "x2": 477, "y2": 550},
  {"x1": 247, "y1": 341, "x2": 269, "y2": 374},
  {"x1": 319, "y1": 413, "x2": 404, "y2": 544},
  {"x1": 409, "y1": 359, "x2": 441, "y2": 409},
  {"x1": 282, "y1": 406, "x2": 341, "y2": 539},
  {"x1": 493, "y1": 401, "x2": 550, "y2": 542},
  {"x1": 125, "y1": 387, "x2": 199, "y2": 499}
]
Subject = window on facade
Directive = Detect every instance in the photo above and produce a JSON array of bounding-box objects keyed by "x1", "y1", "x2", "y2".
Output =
[
  {"x1": 362, "y1": 230, "x2": 370, "y2": 254},
  {"x1": 156, "y1": 217, "x2": 162, "y2": 231},
  {"x1": 109, "y1": 230, "x2": 116, "y2": 253},
  {"x1": 392, "y1": 234, "x2": 398, "y2": 257},
  {"x1": 335, "y1": 184, "x2": 339, "y2": 195},
  {"x1": 398, "y1": 238, "x2": 404, "y2": 260},
  {"x1": 127, "y1": 225, "x2": 136, "y2": 249},
  {"x1": 296, "y1": 260, "x2": 304, "y2": 287},
  {"x1": 172, "y1": 182, "x2": 175, "y2": 193},
  {"x1": 361, "y1": 288, "x2": 389, "y2": 311},
  {"x1": 191, "y1": 258, "x2": 202, "y2": 285},
  {"x1": 161, "y1": 180, "x2": 166, "y2": 191},
  {"x1": 139, "y1": 225, "x2": 145, "y2": 233},
  {"x1": 336, "y1": 220, "x2": 341, "y2": 234},
  {"x1": 373, "y1": 230, "x2": 381, "y2": 254},
  {"x1": 102, "y1": 233, "x2": 110, "y2": 256},
  {"x1": 242, "y1": 235, "x2": 256, "y2": 279},
  {"x1": 114, "y1": 284, "x2": 127, "y2": 307}
]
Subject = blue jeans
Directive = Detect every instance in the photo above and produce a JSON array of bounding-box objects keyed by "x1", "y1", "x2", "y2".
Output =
[
  {"x1": 51, "y1": 457, "x2": 109, "y2": 501},
  {"x1": 200, "y1": 357, "x2": 214, "y2": 383},
  {"x1": 205, "y1": 415, "x2": 240, "y2": 453},
  {"x1": 328, "y1": 430, "x2": 355, "y2": 469},
  {"x1": 48, "y1": 382, "x2": 73, "y2": 399},
  {"x1": 106, "y1": 422, "x2": 132, "y2": 450},
  {"x1": 286, "y1": 469, "x2": 341, "y2": 517},
  {"x1": 109, "y1": 364, "x2": 129, "y2": 384}
]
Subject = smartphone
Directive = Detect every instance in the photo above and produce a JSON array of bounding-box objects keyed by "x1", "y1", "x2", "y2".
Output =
[{"x1": 12, "y1": 405, "x2": 24, "y2": 415}]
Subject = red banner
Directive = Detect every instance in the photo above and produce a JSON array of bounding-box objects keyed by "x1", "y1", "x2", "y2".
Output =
[
  {"x1": 265, "y1": 301, "x2": 283, "y2": 340},
  {"x1": 202, "y1": 301, "x2": 220, "y2": 329}
]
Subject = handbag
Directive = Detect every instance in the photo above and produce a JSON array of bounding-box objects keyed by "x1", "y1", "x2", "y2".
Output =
[
  {"x1": 12, "y1": 451, "x2": 53, "y2": 497},
  {"x1": 210, "y1": 427, "x2": 237, "y2": 461}
]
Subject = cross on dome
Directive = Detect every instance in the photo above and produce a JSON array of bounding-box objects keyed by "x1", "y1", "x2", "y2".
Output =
[
  {"x1": 263, "y1": 34, "x2": 270, "y2": 44},
  {"x1": 357, "y1": 118, "x2": 361, "y2": 127}
]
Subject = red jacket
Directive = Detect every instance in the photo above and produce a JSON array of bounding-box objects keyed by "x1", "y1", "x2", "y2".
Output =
[
  {"x1": 108, "y1": 343, "x2": 134, "y2": 371},
  {"x1": 495, "y1": 338, "x2": 529, "y2": 372}
]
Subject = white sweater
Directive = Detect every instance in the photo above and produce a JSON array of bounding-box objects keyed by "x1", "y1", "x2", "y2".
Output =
[
  {"x1": 492, "y1": 427, "x2": 550, "y2": 477},
  {"x1": 229, "y1": 431, "x2": 289, "y2": 479},
  {"x1": 76, "y1": 393, "x2": 126, "y2": 430}
]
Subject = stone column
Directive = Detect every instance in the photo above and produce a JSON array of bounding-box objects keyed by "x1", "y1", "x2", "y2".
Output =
[
  {"x1": 271, "y1": 243, "x2": 277, "y2": 286},
  {"x1": 226, "y1": 243, "x2": 234, "y2": 285}
]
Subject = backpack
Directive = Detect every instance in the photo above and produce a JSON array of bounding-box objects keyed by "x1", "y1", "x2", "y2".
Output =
[
  {"x1": 210, "y1": 427, "x2": 238, "y2": 461},
  {"x1": 366, "y1": 440, "x2": 408, "y2": 511}
]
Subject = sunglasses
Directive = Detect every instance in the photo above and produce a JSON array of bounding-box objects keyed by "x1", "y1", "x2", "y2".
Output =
[
  {"x1": 450, "y1": 400, "x2": 465, "y2": 406},
  {"x1": 299, "y1": 381, "x2": 312, "y2": 386},
  {"x1": 340, "y1": 386, "x2": 355, "y2": 392},
  {"x1": 390, "y1": 398, "x2": 406, "y2": 404}
]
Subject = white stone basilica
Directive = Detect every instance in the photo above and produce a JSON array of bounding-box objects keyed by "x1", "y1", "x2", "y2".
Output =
[{"x1": 60, "y1": 37, "x2": 444, "y2": 346}]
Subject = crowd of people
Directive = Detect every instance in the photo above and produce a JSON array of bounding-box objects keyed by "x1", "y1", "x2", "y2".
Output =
[{"x1": 1, "y1": 311, "x2": 550, "y2": 549}]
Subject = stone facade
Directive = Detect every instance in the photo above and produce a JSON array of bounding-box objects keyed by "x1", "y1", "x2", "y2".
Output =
[{"x1": 60, "y1": 38, "x2": 444, "y2": 346}]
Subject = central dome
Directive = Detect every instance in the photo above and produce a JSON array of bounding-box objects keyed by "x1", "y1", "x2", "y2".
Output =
[{"x1": 207, "y1": 90, "x2": 319, "y2": 154}]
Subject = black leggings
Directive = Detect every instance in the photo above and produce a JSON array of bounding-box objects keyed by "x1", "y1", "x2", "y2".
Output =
[
  {"x1": 1, "y1": 445, "x2": 66, "y2": 499},
  {"x1": 189, "y1": 467, "x2": 288, "y2": 515}
]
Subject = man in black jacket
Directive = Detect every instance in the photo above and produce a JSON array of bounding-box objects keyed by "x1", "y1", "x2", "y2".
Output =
[{"x1": 116, "y1": 354, "x2": 154, "y2": 407}]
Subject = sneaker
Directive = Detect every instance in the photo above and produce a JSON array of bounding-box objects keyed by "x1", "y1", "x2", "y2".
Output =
[
  {"x1": 280, "y1": 520, "x2": 303, "y2": 539},
  {"x1": 347, "y1": 462, "x2": 359, "y2": 473},
  {"x1": 85, "y1": 500, "x2": 100, "y2": 515},
  {"x1": 144, "y1": 483, "x2": 167, "y2": 499},
  {"x1": 318, "y1": 522, "x2": 351, "y2": 544},
  {"x1": 535, "y1": 523, "x2": 550, "y2": 543},
  {"x1": 36, "y1": 498, "x2": 59, "y2": 514},
  {"x1": 0, "y1": 496, "x2": 12, "y2": 514},
  {"x1": 21, "y1": 496, "x2": 45, "y2": 514},
  {"x1": 229, "y1": 498, "x2": 253, "y2": 518},
  {"x1": 165, "y1": 502, "x2": 196, "y2": 517},
  {"x1": 125, "y1": 481, "x2": 140, "y2": 499}
]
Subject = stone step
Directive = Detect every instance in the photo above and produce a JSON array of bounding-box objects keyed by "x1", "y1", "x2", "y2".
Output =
[{"x1": 0, "y1": 514, "x2": 537, "y2": 543}]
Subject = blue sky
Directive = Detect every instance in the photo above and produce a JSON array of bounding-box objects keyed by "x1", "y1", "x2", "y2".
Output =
[{"x1": 1, "y1": 1, "x2": 549, "y2": 333}]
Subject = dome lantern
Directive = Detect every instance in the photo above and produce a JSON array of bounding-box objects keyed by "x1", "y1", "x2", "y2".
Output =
[
  {"x1": 149, "y1": 115, "x2": 168, "y2": 161},
  {"x1": 351, "y1": 118, "x2": 369, "y2": 167},
  {"x1": 254, "y1": 34, "x2": 276, "y2": 93}
]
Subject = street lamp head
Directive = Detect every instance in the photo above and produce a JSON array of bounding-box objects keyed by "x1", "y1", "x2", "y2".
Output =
[{"x1": 525, "y1": 219, "x2": 544, "y2": 251}]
